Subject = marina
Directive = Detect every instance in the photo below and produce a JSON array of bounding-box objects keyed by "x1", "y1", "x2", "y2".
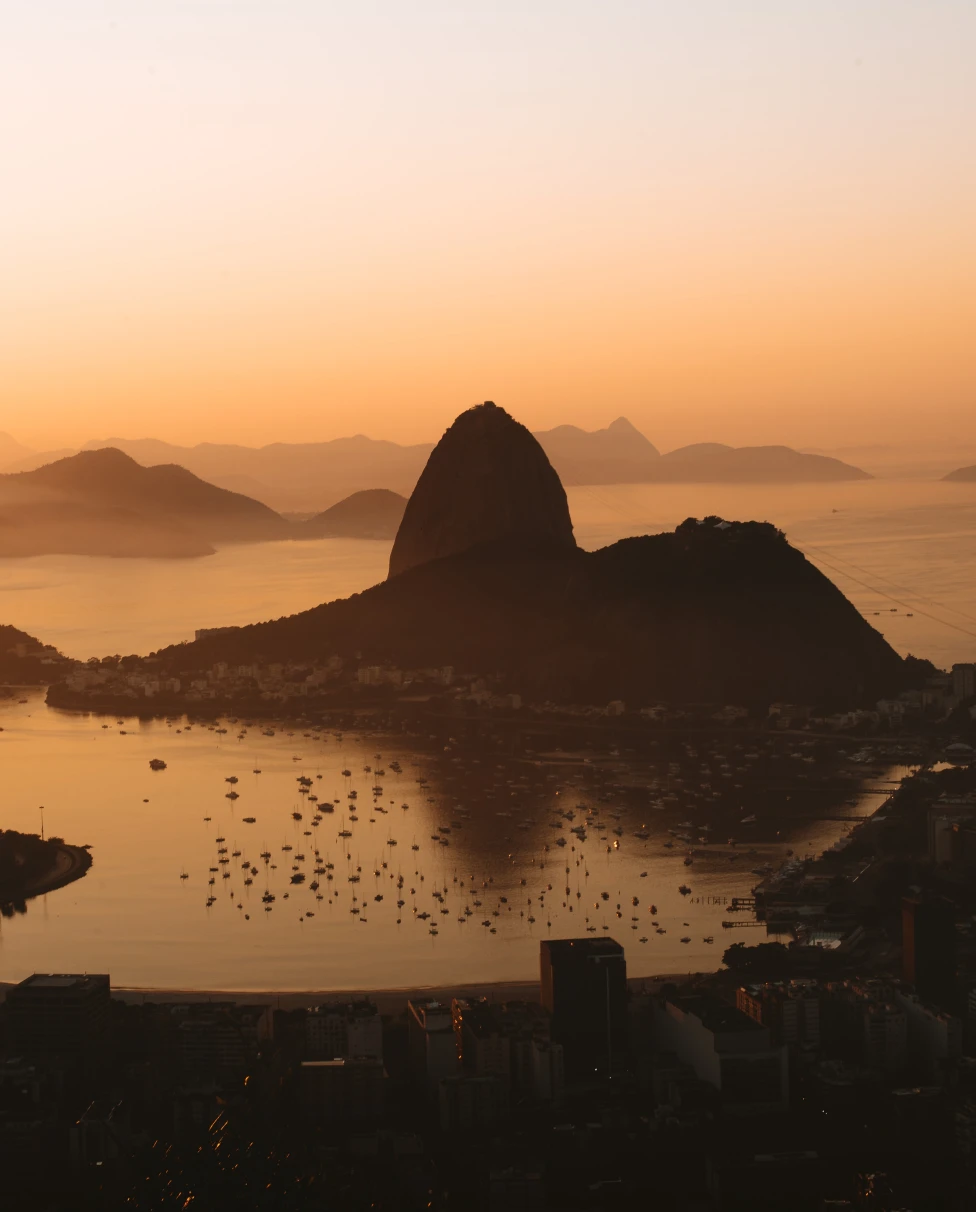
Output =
[{"x1": 0, "y1": 689, "x2": 911, "y2": 991}]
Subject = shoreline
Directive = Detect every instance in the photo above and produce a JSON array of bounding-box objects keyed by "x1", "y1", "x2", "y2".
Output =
[
  {"x1": 22, "y1": 843, "x2": 92, "y2": 899},
  {"x1": 0, "y1": 972, "x2": 697, "y2": 1014}
]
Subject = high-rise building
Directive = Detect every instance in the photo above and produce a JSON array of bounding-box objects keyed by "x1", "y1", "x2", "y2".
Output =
[
  {"x1": 438, "y1": 1074, "x2": 506, "y2": 1132},
  {"x1": 862, "y1": 1001, "x2": 908, "y2": 1074},
  {"x1": 540, "y1": 938, "x2": 627, "y2": 1080},
  {"x1": 172, "y1": 1003, "x2": 273, "y2": 1080},
  {"x1": 5, "y1": 974, "x2": 111, "y2": 1069},
  {"x1": 451, "y1": 998, "x2": 564, "y2": 1102},
  {"x1": 300, "y1": 1058, "x2": 386, "y2": 1123},
  {"x1": 407, "y1": 1000, "x2": 458, "y2": 1091},
  {"x1": 902, "y1": 896, "x2": 957, "y2": 1005},
  {"x1": 736, "y1": 981, "x2": 821, "y2": 1049},
  {"x1": 304, "y1": 1000, "x2": 382, "y2": 1061},
  {"x1": 651, "y1": 993, "x2": 788, "y2": 1111},
  {"x1": 951, "y1": 663, "x2": 976, "y2": 701}
]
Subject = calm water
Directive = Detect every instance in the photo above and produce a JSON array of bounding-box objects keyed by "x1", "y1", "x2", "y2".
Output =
[
  {"x1": 1, "y1": 690, "x2": 906, "y2": 991},
  {"x1": 1, "y1": 480, "x2": 974, "y2": 666},
  {"x1": 0, "y1": 478, "x2": 970, "y2": 991}
]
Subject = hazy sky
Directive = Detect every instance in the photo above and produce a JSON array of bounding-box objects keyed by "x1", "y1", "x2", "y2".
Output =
[{"x1": 2, "y1": 2, "x2": 974, "y2": 450}]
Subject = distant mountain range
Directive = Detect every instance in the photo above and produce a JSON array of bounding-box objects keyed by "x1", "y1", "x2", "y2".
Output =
[
  {"x1": 0, "y1": 419, "x2": 870, "y2": 513},
  {"x1": 0, "y1": 449, "x2": 408, "y2": 558},
  {"x1": 158, "y1": 404, "x2": 905, "y2": 706}
]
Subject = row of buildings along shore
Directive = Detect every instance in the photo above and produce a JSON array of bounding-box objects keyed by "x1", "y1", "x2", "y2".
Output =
[{"x1": 47, "y1": 649, "x2": 976, "y2": 740}]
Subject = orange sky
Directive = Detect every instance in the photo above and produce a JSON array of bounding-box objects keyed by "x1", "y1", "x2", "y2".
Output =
[{"x1": 2, "y1": 3, "x2": 974, "y2": 452}]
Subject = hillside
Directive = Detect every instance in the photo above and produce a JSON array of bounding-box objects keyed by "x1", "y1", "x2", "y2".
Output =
[
  {"x1": 0, "y1": 448, "x2": 289, "y2": 557},
  {"x1": 1, "y1": 625, "x2": 75, "y2": 683},
  {"x1": 297, "y1": 490, "x2": 407, "y2": 539},
  {"x1": 152, "y1": 521, "x2": 904, "y2": 707}
]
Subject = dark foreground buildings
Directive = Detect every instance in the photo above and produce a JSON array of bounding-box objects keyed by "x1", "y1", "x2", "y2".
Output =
[
  {"x1": 540, "y1": 937, "x2": 628, "y2": 1080},
  {"x1": 3, "y1": 938, "x2": 976, "y2": 1210},
  {"x1": 902, "y1": 894, "x2": 958, "y2": 1005}
]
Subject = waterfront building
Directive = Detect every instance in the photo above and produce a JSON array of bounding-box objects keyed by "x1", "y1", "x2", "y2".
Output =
[
  {"x1": 5, "y1": 974, "x2": 111, "y2": 1069},
  {"x1": 540, "y1": 938, "x2": 627, "y2": 1080}
]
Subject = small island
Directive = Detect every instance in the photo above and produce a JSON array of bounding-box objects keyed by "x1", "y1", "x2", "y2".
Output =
[{"x1": 0, "y1": 829, "x2": 92, "y2": 917}]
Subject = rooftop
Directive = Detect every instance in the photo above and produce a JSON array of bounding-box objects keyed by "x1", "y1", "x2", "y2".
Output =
[
  {"x1": 542, "y1": 937, "x2": 624, "y2": 959},
  {"x1": 670, "y1": 995, "x2": 764, "y2": 1036},
  {"x1": 19, "y1": 974, "x2": 110, "y2": 991}
]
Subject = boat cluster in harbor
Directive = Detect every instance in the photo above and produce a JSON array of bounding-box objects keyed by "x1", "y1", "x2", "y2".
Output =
[{"x1": 142, "y1": 717, "x2": 908, "y2": 965}]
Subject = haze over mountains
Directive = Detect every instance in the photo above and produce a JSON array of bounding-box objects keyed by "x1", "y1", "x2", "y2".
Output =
[
  {"x1": 0, "y1": 449, "x2": 289, "y2": 557},
  {"x1": 0, "y1": 449, "x2": 412, "y2": 558},
  {"x1": 943, "y1": 463, "x2": 976, "y2": 483},
  {"x1": 0, "y1": 419, "x2": 870, "y2": 514},
  {"x1": 162, "y1": 403, "x2": 907, "y2": 706}
]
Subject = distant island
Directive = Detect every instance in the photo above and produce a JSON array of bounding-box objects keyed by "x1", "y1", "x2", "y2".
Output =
[
  {"x1": 90, "y1": 403, "x2": 904, "y2": 710},
  {"x1": 1, "y1": 419, "x2": 871, "y2": 515},
  {"x1": 296, "y1": 489, "x2": 407, "y2": 540},
  {"x1": 943, "y1": 464, "x2": 976, "y2": 483}
]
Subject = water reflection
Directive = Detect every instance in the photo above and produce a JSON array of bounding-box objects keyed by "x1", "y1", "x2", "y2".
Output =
[{"x1": 0, "y1": 691, "x2": 909, "y2": 992}]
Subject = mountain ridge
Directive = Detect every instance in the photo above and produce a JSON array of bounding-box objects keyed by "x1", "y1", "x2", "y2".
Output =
[
  {"x1": 2, "y1": 421, "x2": 871, "y2": 512},
  {"x1": 0, "y1": 448, "x2": 289, "y2": 557}
]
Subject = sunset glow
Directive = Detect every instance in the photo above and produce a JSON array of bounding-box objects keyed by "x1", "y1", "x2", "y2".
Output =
[{"x1": 2, "y1": 2, "x2": 973, "y2": 450}]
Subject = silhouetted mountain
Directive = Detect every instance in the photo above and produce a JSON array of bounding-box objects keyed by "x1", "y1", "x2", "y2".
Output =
[
  {"x1": 155, "y1": 405, "x2": 905, "y2": 707},
  {"x1": 534, "y1": 417, "x2": 661, "y2": 484},
  {"x1": 298, "y1": 490, "x2": 407, "y2": 539},
  {"x1": 161, "y1": 520, "x2": 904, "y2": 706},
  {"x1": 656, "y1": 444, "x2": 870, "y2": 482},
  {"x1": 79, "y1": 436, "x2": 430, "y2": 512},
  {"x1": 943, "y1": 464, "x2": 976, "y2": 482},
  {"x1": 0, "y1": 432, "x2": 34, "y2": 470},
  {"x1": 0, "y1": 449, "x2": 289, "y2": 557},
  {"x1": 388, "y1": 402, "x2": 577, "y2": 578}
]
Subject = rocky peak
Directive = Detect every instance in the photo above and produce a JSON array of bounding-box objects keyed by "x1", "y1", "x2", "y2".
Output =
[{"x1": 388, "y1": 401, "x2": 577, "y2": 578}]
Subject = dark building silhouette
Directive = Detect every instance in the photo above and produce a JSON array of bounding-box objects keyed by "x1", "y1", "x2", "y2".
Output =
[
  {"x1": 902, "y1": 897, "x2": 957, "y2": 1005},
  {"x1": 5, "y1": 973, "x2": 111, "y2": 1070},
  {"x1": 540, "y1": 938, "x2": 627, "y2": 1080}
]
